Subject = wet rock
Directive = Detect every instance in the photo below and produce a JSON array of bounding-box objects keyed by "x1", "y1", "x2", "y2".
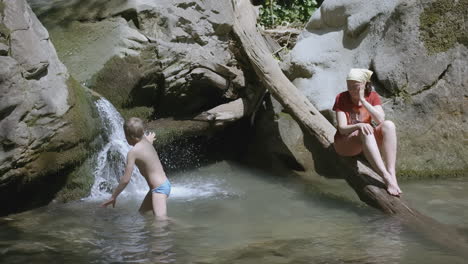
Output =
[
  {"x1": 30, "y1": 0, "x2": 247, "y2": 119},
  {"x1": 0, "y1": 0, "x2": 100, "y2": 216},
  {"x1": 28, "y1": 0, "x2": 259, "y2": 171}
]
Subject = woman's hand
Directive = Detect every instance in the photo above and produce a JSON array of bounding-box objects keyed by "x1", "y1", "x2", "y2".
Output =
[
  {"x1": 359, "y1": 84, "x2": 366, "y2": 100},
  {"x1": 357, "y1": 123, "x2": 374, "y2": 135}
]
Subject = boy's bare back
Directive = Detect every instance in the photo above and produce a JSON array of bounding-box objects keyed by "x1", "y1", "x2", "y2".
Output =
[
  {"x1": 130, "y1": 138, "x2": 168, "y2": 190},
  {"x1": 101, "y1": 117, "x2": 170, "y2": 219}
]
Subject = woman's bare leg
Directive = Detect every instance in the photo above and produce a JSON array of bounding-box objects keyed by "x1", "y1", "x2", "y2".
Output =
[
  {"x1": 379, "y1": 120, "x2": 402, "y2": 194},
  {"x1": 360, "y1": 131, "x2": 400, "y2": 196}
]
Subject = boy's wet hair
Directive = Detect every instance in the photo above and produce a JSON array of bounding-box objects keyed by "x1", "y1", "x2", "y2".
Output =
[{"x1": 124, "y1": 117, "x2": 144, "y2": 139}]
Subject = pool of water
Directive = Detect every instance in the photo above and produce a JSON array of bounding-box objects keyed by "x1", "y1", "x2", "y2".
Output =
[{"x1": 1, "y1": 161, "x2": 467, "y2": 263}]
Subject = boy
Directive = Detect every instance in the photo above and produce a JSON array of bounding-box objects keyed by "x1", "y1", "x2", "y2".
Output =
[{"x1": 101, "y1": 117, "x2": 171, "y2": 219}]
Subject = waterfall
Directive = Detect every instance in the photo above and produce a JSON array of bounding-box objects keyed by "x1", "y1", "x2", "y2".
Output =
[
  {"x1": 87, "y1": 98, "x2": 234, "y2": 202},
  {"x1": 87, "y1": 98, "x2": 148, "y2": 200}
]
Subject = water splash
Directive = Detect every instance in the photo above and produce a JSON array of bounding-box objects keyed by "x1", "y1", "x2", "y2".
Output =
[
  {"x1": 170, "y1": 176, "x2": 235, "y2": 201},
  {"x1": 88, "y1": 98, "x2": 235, "y2": 202},
  {"x1": 88, "y1": 99, "x2": 148, "y2": 200}
]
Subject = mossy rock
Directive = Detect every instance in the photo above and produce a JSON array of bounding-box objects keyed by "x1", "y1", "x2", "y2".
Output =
[
  {"x1": 0, "y1": 22, "x2": 10, "y2": 42},
  {"x1": 2, "y1": 77, "x2": 103, "y2": 215},
  {"x1": 398, "y1": 168, "x2": 468, "y2": 181},
  {"x1": 119, "y1": 106, "x2": 154, "y2": 121},
  {"x1": 41, "y1": 77, "x2": 102, "y2": 202},
  {"x1": 54, "y1": 154, "x2": 97, "y2": 202},
  {"x1": 0, "y1": 2, "x2": 5, "y2": 15},
  {"x1": 419, "y1": 0, "x2": 468, "y2": 54},
  {"x1": 146, "y1": 118, "x2": 212, "y2": 147},
  {"x1": 62, "y1": 77, "x2": 101, "y2": 144},
  {"x1": 90, "y1": 55, "x2": 162, "y2": 121},
  {"x1": 90, "y1": 55, "x2": 143, "y2": 108}
]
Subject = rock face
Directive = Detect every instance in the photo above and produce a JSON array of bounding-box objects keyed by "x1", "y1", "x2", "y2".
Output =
[
  {"x1": 0, "y1": 0, "x2": 100, "y2": 215},
  {"x1": 258, "y1": 0, "x2": 468, "y2": 178},
  {"x1": 29, "y1": 0, "x2": 259, "y2": 121},
  {"x1": 28, "y1": 0, "x2": 264, "y2": 168}
]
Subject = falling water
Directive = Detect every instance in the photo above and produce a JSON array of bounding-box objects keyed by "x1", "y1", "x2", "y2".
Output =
[
  {"x1": 87, "y1": 98, "x2": 238, "y2": 201},
  {"x1": 87, "y1": 98, "x2": 229, "y2": 202},
  {"x1": 88, "y1": 98, "x2": 148, "y2": 199}
]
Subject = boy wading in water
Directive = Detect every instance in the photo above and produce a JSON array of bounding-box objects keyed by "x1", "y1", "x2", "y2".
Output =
[
  {"x1": 333, "y1": 68, "x2": 402, "y2": 196},
  {"x1": 101, "y1": 117, "x2": 171, "y2": 220}
]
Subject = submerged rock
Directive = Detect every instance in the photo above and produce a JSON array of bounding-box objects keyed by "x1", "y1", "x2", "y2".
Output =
[{"x1": 0, "y1": 0, "x2": 101, "y2": 215}]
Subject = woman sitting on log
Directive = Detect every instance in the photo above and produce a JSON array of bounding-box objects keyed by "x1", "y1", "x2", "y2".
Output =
[{"x1": 333, "y1": 68, "x2": 402, "y2": 196}]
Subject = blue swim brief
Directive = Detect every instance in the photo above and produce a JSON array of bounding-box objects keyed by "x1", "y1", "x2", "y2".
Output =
[{"x1": 152, "y1": 179, "x2": 171, "y2": 197}]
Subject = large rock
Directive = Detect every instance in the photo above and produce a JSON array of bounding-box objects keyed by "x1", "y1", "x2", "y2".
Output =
[
  {"x1": 29, "y1": 0, "x2": 252, "y2": 119},
  {"x1": 0, "y1": 0, "x2": 100, "y2": 215},
  {"x1": 28, "y1": 0, "x2": 264, "y2": 171},
  {"x1": 269, "y1": 0, "x2": 467, "y2": 178}
]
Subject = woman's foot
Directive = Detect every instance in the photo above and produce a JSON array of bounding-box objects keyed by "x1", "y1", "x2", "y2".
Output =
[
  {"x1": 383, "y1": 172, "x2": 402, "y2": 196},
  {"x1": 387, "y1": 183, "x2": 401, "y2": 197},
  {"x1": 390, "y1": 173, "x2": 403, "y2": 195}
]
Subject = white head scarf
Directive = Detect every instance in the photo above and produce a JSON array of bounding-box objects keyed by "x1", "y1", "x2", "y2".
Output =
[{"x1": 346, "y1": 68, "x2": 373, "y2": 83}]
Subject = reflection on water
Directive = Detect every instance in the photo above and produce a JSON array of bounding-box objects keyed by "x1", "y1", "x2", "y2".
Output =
[
  {"x1": 401, "y1": 179, "x2": 468, "y2": 228},
  {"x1": 1, "y1": 161, "x2": 468, "y2": 263}
]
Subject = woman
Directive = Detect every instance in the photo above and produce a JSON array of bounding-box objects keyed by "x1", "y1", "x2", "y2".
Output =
[{"x1": 333, "y1": 68, "x2": 402, "y2": 196}]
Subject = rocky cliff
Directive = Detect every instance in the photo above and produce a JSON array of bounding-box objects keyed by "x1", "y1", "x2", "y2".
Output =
[
  {"x1": 0, "y1": 0, "x2": 100, "y2": 215},
  {"x1": 28, "y1": 0, "x2": 266, "y2": 168}
]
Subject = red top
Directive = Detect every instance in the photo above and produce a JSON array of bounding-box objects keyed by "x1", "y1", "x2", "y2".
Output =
[{"x1": 332, "y1": 91, "x2": 382, "y2": 125}]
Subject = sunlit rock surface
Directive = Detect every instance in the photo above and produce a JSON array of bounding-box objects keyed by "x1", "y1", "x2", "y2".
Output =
[
  {"x1": 274, "y1": 0, "x2": 468, "y2": 178},
  {"x1": 28, "y1": 0, "x2": 261, "y2": 166},
  {"x1": 0, "y1": 0, "x2": 100, "y2": 215},
  {"x1": 28, "y1": 0, "x2": 253, "y2": 119}
]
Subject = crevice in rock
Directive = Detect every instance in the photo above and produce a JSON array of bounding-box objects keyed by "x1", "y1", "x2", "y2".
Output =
[
  {"x1": 176, "y1": 2, "x2": 205, "y2": 12},
  {"x1": 9, "y1": 26, "x2": 30, "y2": 34},
  {"x1": 114, "y1": 8, "x2": 140, "y2": 29},
  {"x1": 0, "y1": 104, "x2": 17, "y2": 121},
  {"x1": 368, "y1": 60, "x2": 393, "y2": 98},
  {"x1": 410, "y1": 63, "x2": 451, "y2": 96},
  {"x1": 21, "y1": 62, "x2": 49, "y2": 80}
]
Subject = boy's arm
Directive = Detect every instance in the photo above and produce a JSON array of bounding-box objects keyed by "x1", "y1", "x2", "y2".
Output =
[{"x1": 101, "y1": 150, "x2": 136, "y2": 208}]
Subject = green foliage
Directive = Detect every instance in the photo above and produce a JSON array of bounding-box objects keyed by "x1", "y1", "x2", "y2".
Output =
[
  {"x1": 419, "y1": 0, "x2": 468, "y2": 54},
  {"x1": 259, "y1": 0, "x2": 317, "y2": 28}
]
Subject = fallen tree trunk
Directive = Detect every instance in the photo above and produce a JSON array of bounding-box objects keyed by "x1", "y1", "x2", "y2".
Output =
[{"x1": 230, "y1": 0, "x2": 468, "y2": 256}]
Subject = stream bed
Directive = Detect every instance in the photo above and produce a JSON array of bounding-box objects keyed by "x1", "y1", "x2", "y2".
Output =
[{"x1": 1, "y1": 161, "x2": 467, "y2": 264}]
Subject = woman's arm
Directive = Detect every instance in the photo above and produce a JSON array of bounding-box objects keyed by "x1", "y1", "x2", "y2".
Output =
[
  {"x1": 359, "y1": 87, "x2": 385, "y2": 123},
  {"x1": 336, "y1": 111, "x2": 374, "y2": 135},
  {"x1": 360, "y1": 100, "x2": 385, "y2": 124}
]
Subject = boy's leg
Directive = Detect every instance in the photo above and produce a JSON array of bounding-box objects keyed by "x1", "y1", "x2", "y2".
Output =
[
  {"x1": 139, "y1": 191, "x2": 153, "y2": 214},
  {"x1": 152, "y1": 193, "x2": 168, "y2": 220}
]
